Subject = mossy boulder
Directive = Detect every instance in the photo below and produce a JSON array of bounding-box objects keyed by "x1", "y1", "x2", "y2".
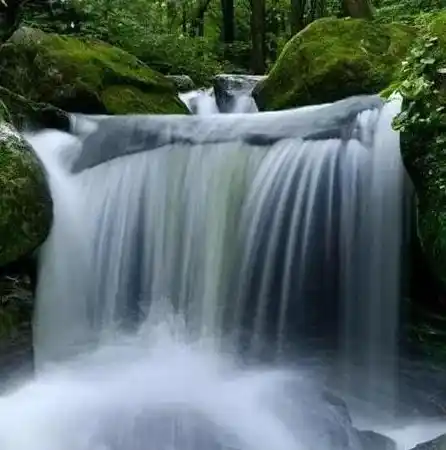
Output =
[
  {"x1": 0, "y1": 87, "x2": 69, "y2": 131},
  {"x1": 254, "y1": 18, "x2": 415, "y2": 111},
  {"x1": 0, "y1": 120, "x2": 52, "y2": 267},
  {"x1": 0, "y1": 27, "x2": 188, "y2": 115}
]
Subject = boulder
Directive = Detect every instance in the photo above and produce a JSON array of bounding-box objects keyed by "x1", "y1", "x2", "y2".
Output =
[
  {"x1": 0, "y1": 119, "x2": 52, "y2": 267},
  {"x1": 254, "y1": 18, "x2": 415, "y2": 111},
  {"x1": 0, "y1": 27, "x2": 188, "y2": 115},
  {"x1": 213, "y1": 74, "x2": 265, "y2": 113}
]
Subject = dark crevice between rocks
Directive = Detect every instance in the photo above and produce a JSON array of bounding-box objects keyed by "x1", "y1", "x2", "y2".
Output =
[{"x1": 0, "y1": 255, "x2": 37, "y2": 389}]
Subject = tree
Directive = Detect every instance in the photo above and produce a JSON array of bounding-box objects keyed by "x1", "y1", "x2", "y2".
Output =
[
  {"x1": 250, "y1": 0, "x2": 266, "y2": 73},
  {"x1": 0, "y1": 0, "x2": 25, "y2": 42},
  {"x1": 342, "y1": 0, "x2": 374, "y2": 18},
  {"x1": 221, "y1": 0, "x2": 234, "y2": 43}
]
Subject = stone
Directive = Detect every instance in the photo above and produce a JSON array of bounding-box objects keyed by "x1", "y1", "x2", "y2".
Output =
[
  {"x1": 254, "y1": 18, "x2": 415, "y2": 111},
  {"x1": 0, "y1": 120, "x2": 52, "y2": 267},
  {"x1": 0, "y1": 27, "x2": 188, "y2": 115}
]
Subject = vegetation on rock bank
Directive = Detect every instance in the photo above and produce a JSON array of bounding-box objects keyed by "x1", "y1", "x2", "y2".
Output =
[{"x1": 392, "y1": 12, "x2": 446, "y2": 285}]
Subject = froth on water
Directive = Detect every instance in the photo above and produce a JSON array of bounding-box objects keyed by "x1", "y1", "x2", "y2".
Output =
[{"x1": 0, "y1": 310, "x2": 363, "y2": 450}]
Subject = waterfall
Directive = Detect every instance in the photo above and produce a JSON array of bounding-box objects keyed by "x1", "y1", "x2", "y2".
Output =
[
  {"x1": 7, "y1": 92, "x2": 444, "y2": 450},
  {"x1": 28, "y1": 94, "x2": 405, "y2": 410}
]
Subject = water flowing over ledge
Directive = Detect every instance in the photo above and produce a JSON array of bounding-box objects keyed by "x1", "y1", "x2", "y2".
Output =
[
  {"x1": 11, "y1": 93, "x2": 445, "y2": 450},
  {"x1": 69, "y1": 95, "x2": 383, "y2": 172},
  {"x1": 29, "y1": 95, "x2": 403, "y2": 406}
]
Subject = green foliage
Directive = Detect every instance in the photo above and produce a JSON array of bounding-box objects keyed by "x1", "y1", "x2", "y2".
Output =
[
  {"x1": 393, "y1": 20, "x2": 446, "y2": 287},
  {"x1": 375, "y1": 0, "x2": 446, "y2": 24},
  {"x1": 254, "y1": 18, "x2": 415, "y2": 111}
]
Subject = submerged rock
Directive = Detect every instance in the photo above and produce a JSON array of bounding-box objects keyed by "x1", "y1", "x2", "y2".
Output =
[
  {"x1": 254, "y1": 18, "x2": 415, "y2": 111},
  {"x1": 0, "y1": 27, "x2": 188, "y2": 115},
  {"x1": 410, "y1": 434, "x2": 446, "y2": 450},
  {"x1": 0, "y1": 120, "x2": 52, "y2": 267}
]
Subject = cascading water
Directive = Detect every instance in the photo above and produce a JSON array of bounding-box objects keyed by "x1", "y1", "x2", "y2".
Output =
[
  {"x1": 5, "y1": 93, "x2": 441, "y2": 450},
  {"x1": 31, "y1": 95, "x2": 402, "y2": 392}
]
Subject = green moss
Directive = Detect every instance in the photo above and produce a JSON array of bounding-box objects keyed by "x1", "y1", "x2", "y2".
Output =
[
  {"x1": 0, "y1": 27, "x2": 188, "y2": 115},
  {"x1": 102, "y1": 85, "x2": 187, "y2": 115},
  {"x1": 254, "y1": 18, "x2": 415, "y2": 111},
  {"x1": 0, "y1": 87, "x2": 69, "y2": 131},
  {"x1": 0, "y1": 121, "x2": 52, "y2": 267}
]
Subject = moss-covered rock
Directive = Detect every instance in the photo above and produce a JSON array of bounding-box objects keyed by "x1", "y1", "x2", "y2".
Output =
[
  {"x1": 0, "y1": 120, "x2": 52, "y2": 267},
  {"x1": 0, "y1": 27, "x2": 188, "y2": 115},
  {"x1": 254, "y1": 18, "x2": 415, "y2": 111},
  {"x1": 0, "y1": 87, "x2": 69, "y2": 131}
]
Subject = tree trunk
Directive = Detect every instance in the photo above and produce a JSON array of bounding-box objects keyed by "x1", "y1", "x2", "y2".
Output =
[
  {"x1": 220, "y1": 0, "x2": 234, "y2": 43},
  {"x1": 342, "y1": 0, "x2": 374, "y2": 19},
  {"x1": 290, "y1": 0, "x2": 306, "y2": 33},
  {"x1": 250, "y1": 0, "x2": 266, "y2": 74},
  {"x1": 189, "y1": 0, "x2": 212, "y2": 36},
  {"x1": 0, "y1": 0, "x2": 25, "y2": 43}
]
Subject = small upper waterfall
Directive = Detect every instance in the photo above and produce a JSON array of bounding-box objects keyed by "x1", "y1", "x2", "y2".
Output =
[
  {"x1": 28, "y1": 95, "x2": 406, "y2": 413},
  {"x1": 179, "y1": 74, "x2": 263, "y2": 114}
]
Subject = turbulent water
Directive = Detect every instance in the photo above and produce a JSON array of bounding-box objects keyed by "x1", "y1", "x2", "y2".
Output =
[
  {"x1": 10, "y1": 93, "x2": 443, "y2": 450},
  {"x1": 0, "y1": 310, "x2": 370, "y2": 450}
]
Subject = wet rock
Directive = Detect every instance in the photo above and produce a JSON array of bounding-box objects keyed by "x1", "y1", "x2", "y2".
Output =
[
  {"x1": 410, "y1": 434, "x2": 446, "y2": 450},
  {"x1": 213, "y1": 74, "x2": 264, "y2": 113}
]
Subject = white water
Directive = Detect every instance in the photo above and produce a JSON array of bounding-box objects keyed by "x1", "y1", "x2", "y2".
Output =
[
  {"x1": 0, "y1": 313, "x2": 368, "y2": 450},
  {"x1": 14, "y1": 96, "x2": 444, "y2": 450},
  {"x1": 179, "y1": 88, "x2": 220, "y2": 115},
  {"x1": 30, "y1": 98, "x2": 402, "y2": 376}
]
